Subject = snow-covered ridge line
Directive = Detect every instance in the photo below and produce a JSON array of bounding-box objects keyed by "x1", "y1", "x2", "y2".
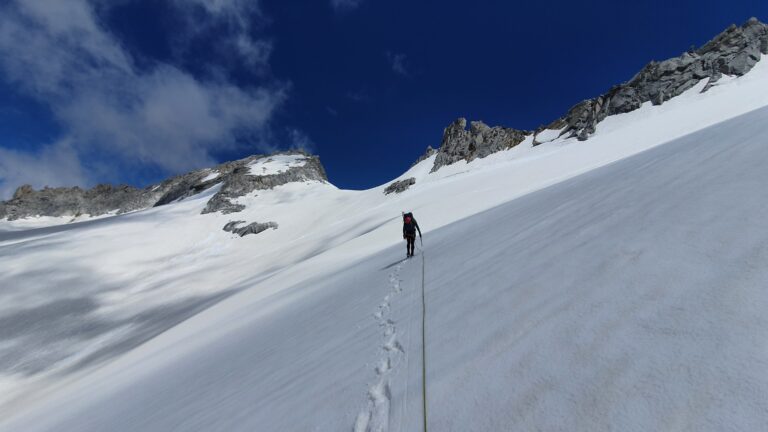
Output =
[
  {"x1": 0, "y1": 150, "x2": 327, "y2": 223},
  {"x1": 427, "y1": 17, "x2": 768, "y2": 171}
]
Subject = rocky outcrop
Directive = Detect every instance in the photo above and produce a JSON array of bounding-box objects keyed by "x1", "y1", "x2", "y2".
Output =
[
  {"x1": 550, "y1": 18, "x2": 768, "y2": 142},
  {"x1": 427, "y1": 18, "x2": 768, "y2": 170},
  {"x1": 152, "y1": 174, "x2": 221, "y2": 207},
  {"x1": 0, "y1": 183, "x2": 160, "y2": 221},
  {"x1": 201, "y1": 152, "x2": 328, "y2": 214},
  {"x1": 431, "y1": 119, "x2": 530, "y2": 172},
  {"x1": 384, "y1": 177, "x2": 416, "y2": 195},
  {"x1": 0, "y1": 150, "x2": 328, "y2": 221},
  {"x1": 222, "y1": 220, "x2": 279, "y2": 237}
]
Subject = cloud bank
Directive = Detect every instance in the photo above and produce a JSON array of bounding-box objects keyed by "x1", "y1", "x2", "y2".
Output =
[
  {"x1": 0, "y1": 0, "x2": 285, "y2": 198},
  {"x1": 0, "y1": 140, "x2": 86, "y2": 199}
]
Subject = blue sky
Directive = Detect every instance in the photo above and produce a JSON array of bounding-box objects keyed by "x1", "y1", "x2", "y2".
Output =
[{"x1": 0, "y1": 0, "x2": 766, "y2": 198}]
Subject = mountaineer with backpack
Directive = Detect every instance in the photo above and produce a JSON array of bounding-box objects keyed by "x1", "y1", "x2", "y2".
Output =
[{"x1": 402, "y1": 211, "x2": 422, "y2": 258}]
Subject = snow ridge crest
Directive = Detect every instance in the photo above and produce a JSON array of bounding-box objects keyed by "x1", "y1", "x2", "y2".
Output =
[{"x1": 428, "y1": 18, "x2": 768, "y2": 172}]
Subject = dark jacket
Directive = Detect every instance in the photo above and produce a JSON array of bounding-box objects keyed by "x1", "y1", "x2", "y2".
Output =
[{"x1": 403, "y1": 212, "x2": 422, "y2": 237}]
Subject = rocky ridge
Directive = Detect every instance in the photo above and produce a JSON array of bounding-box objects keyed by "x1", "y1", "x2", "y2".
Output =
[
  {"x1": 0, "y1": 151, "x2": 327, "y2": 221},
  {"x1": 3, "y1": 20, "x2": 766, "y2": 221},
  {"x1": 428, "y1": 18, "x2": 768, "y2": 172},
  {"x1": 202, "y1": 154, "x2": 327, "y2": 214},
  {"x1": 430, "y1": 119, "x2": 530, "y2": 172},
  {"x1": 383, "y1": 177, "x2": 416, "y2": 195},
  {"x1": 222, "y1": 220, "x2": 279, "y2": 237}
]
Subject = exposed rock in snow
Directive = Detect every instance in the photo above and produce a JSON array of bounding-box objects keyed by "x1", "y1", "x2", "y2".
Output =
[
  {"x1": 383, "y1": 177, "x2": 416, "y2": 195},
  {"x1": 548, "y1": 18, "x2": 768, "y2": 141},
  {"x1": 428, "y1": 18, "x2": 768, "y2": 168},
  {"x1": 0, "y1": 183, "x2": 156, "y2": 221},
  {"x1": 0, "y1": 151, "x2": 328, "y2": 221},
  {"x1": 431, "y1": 118, "x2": 530, "y2": 172},
  {"x1": 201, "y1": 153, "x2": 327, "y2": 215},
  {"x1": 152, "y1": 174, "x2": 222, "y2": 208},
  {"x1": 222, "y1": 220, "x2": 278, "y2": 237}
]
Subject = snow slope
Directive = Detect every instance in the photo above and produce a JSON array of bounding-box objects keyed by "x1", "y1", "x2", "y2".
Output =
[
  {"x1": 2, "y1": 62, "x2": 768, "y2": 430},
  {"x1": 5, "y1": 102, "x2": 768, "y2": 432}
]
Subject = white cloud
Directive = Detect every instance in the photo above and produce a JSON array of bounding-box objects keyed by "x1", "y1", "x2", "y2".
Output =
[
  {"x1": 386, "y1": 51, "x2": 408, "y2": 76},
  {"x1": 173, "y1": 0, "x2": 272, "y2": 69},
  {"x1": 0, "y1": 140, "x2": 87, "y2": 199},
  {"x1": 0, "y1": 0, "x2": 285, "y2": 195},
  {"x1": 331, "y1": 0, "x2": 363, "y2": 12}
]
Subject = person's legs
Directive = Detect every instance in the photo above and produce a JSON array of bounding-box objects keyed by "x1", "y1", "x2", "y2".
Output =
[{"x1": 407, "y1": 236, "x2": 415, "y2": 256}]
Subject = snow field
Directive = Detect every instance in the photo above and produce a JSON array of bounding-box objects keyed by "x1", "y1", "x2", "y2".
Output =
[
  {"x1": 2, "y1": 57, "x2": 768, "y2": 430},
  {"x1": 10, "y1": 104, "x2": 768, "y2": 430}
]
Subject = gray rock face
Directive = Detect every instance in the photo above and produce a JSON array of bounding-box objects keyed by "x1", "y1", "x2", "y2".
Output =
[
  {"x1": 384, "y1": 177, "x2": 416, "y2": 195},
  {"x1": 0, "y1": 183, "x2": 162, "y2": 221},
  {"x1": 552, "y1": 18, "x2": 768, "y2": 142},
  {"x1": 431, "y1": 118, "x2": 530, "y2": 172},
  {"x1": 222, "y1": 220, "x2": 278, "y2": 237},
  {"x1": 0, "y1": 151, "x2": 328, "y2": 221},
  {"x1": 426, "y1": 19, "x2": 768, "y2": 170},
  {"x1": 201, "y1": 153, "x2": 328, "y2": 214}
]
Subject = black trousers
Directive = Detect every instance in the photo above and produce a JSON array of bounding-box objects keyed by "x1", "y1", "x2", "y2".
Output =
[{"x1": 405, "y1": 234, "x2": 416, "y2": 256}]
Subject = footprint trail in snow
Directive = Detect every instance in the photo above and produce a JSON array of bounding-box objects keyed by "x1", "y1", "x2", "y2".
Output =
[{"x1": 354, "y1": 262, "x2": 407, "y2": 432}]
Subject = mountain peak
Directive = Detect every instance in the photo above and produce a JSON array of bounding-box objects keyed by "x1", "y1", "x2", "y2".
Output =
[
  {"x1": 556, "y1": 18, "x2": 767, "y2": 141},
  {"x1": 0, "y1": 150, "x2": 328, "y2": 221},
  {"x1": 426, "y1": 18, "x2": 768, "y2": 172},
  {"x1": 430, "y1": 118, "x2": 530, "y2": 172}
]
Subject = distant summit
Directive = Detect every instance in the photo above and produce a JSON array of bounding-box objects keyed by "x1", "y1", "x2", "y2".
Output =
[
  {"x1": 428, "y1": 18, "x2": 768, "y2": 172},
  {"x1": 0, "y1": 151, "x2": 327, "y2": 221},
  {"x1": 4, "y1": 19, "x2": 767, "y2": 222}
]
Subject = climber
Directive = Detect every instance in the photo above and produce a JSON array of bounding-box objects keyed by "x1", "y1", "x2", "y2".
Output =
[{"x1": 402, "y1": 211, "x2": 422, "y2": 258}]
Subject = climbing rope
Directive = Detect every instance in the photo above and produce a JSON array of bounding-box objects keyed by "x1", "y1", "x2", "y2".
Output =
[{"x1": 420, "y1": 247, "x2": 428, "y2": 432}]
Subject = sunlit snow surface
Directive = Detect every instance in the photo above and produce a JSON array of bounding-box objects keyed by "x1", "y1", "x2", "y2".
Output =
[
  {"x1": 201, "y1": 170, "x2": 220, "y2": 182},
  {"x1": 2, "y1": 61, "x2": 768, "y2": 431},
  {"x1": 0, "y1": 212, "x2": 118, "y2": 232},
  {"x1": 247, "y1": 154, "x2": 307, "y2": 176}
]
